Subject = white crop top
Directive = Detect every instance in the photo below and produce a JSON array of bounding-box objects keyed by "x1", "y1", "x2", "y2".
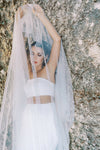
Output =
[{"x1": 24, "y1": 78, "x2": 55, "y2": 98}]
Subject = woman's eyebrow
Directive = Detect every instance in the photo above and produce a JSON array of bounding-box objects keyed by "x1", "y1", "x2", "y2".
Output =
[{"x1": 37, "y1": 51, "x2": 43, "y2": 53}]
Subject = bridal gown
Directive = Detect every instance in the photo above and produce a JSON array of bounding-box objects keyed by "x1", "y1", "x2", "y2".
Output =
[{"x1": 15, "y1": 77, "x2": 68, "y2": 150}]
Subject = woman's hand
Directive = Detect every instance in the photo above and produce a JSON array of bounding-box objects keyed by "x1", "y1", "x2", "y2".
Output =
[
  {"x1": 19, "y1": 7, "x2": 24, "y2": 18},
  {"x1": 32, "y1": 4, "x2": 45, "y2": 18},
  {"x1": 16, "y1": 7, "x2": 24, "y2": 22}
]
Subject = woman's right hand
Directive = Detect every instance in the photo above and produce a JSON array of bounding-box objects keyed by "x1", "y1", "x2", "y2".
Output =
[{"x1": 16, "y1": 7, "x2": 24, "y2": 22}]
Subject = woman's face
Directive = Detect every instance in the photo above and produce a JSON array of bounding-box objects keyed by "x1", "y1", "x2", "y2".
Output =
[{"x1": 31, "y1": 46, "x2": 44, "y2": 67}]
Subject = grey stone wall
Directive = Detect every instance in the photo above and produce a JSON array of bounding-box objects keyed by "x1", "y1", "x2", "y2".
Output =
[{"x1": 0, "y1": 0, "x2": 100, "y2": 149}]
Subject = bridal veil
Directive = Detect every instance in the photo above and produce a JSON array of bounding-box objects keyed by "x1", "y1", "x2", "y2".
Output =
[{"x1": 0, "y1": 3, "x2": 74, "y2": 150}]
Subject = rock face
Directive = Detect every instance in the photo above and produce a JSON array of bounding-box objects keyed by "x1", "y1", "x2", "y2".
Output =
[{"x1": 0, "y1": 0, "x2": 100, "y2": 149}]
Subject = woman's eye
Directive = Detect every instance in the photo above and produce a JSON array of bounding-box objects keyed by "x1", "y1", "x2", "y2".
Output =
[{"x1": 38, "y1": 53, "x2": 42, "y2": 57}]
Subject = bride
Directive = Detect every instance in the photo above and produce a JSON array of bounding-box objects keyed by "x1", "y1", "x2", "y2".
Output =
[{"x1": 0, "y1": 3, "x2": 74, "y2": 150}]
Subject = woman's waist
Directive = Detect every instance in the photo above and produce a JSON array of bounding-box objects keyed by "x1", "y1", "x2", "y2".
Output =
[
  {"x1": 33, "y1": 98, "x2": 52, "y2": 104},
  {"x1": 27, "y1": 96, "x2": 55, "y2": 104}
]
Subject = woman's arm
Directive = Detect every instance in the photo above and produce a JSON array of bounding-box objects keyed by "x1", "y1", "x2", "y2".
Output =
[
  {"x1": 16, "y1": 7, "x2": 33, "y2": 79},
  {"x1": 37, "y1": 12, "x2": 61, "y2": 42},
  {"x1": 32, "y1": 4, "x2": 61, "y2": 75},
  {"x1": 39, "y1": 14, "x2": 61, "y2": 75}
]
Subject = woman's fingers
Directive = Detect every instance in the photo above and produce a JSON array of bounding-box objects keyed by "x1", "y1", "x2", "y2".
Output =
[
  {"x1": 19, "y1": 7, "x2": 24, "y2": 18},
  {"x1": 32, "y1": 4, "x2": 45, "y2": 17},
  {"x1": 16, "y1": 7, "x2": 24, "y2": 19},
  {"x1": 34, "y1": 4, "x2": 44, "y2": 13}
]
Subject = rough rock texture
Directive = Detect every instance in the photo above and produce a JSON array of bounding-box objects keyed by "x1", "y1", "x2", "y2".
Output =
[{"x1": 0, "y1": 0, "x2": 100, "y2": 149}]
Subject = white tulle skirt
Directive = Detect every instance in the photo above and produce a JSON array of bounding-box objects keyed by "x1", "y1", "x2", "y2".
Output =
[{"x1": 16, "y1": 102, "x2": 63, "y2": 150}]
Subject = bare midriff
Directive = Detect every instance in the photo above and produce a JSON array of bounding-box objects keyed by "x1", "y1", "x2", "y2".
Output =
[{"x1": 32, "y1": 95, "x2": 53, "y2": 104}]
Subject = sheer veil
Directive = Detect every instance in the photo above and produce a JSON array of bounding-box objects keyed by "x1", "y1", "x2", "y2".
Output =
[{"x1": 0, "y1": 3, "x2": 74, "y2": 150}]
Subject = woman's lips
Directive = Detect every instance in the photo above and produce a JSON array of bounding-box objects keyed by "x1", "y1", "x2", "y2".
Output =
[{"x1": 34, "y1": 61, "x2": 37, "y2": 64}]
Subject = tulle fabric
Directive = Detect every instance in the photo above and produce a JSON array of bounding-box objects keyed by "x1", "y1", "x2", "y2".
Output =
[
  {"x1": 16, "y1": 103, "x2": 59, "y2": 150},
  {"x1": 16, "y1": 102, "x2": 69, "y2": 150},
  {"x1": 0, "y1": 2, "x2": 74, "y2": 150}
]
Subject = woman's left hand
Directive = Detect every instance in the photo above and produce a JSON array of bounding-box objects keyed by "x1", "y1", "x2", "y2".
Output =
[{"x1": 32, "y1": 4, "x2": 45, "y2": 17}]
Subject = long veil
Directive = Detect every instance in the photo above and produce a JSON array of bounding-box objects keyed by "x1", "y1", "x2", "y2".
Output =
[{"x1": 0, "y1": 3, "x2": 74, "y2": 150}]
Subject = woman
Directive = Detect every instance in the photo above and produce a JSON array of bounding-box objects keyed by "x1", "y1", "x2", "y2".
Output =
[
  {"x1": 0, "y1": 3, "x2": 74, "y2": 150},
  {"x1": 17, "y1": 4, "x2": 61, "y2": 83}
]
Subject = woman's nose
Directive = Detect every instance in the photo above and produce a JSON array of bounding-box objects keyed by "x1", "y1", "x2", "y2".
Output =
[{"x1": 33, "y1": 55, "x2": 37, "y2": 60}]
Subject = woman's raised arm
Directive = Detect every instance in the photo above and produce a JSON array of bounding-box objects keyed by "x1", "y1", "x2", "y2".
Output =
[{"x1": 32, "y1": 4, "x2": 61, "y2": 75}]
